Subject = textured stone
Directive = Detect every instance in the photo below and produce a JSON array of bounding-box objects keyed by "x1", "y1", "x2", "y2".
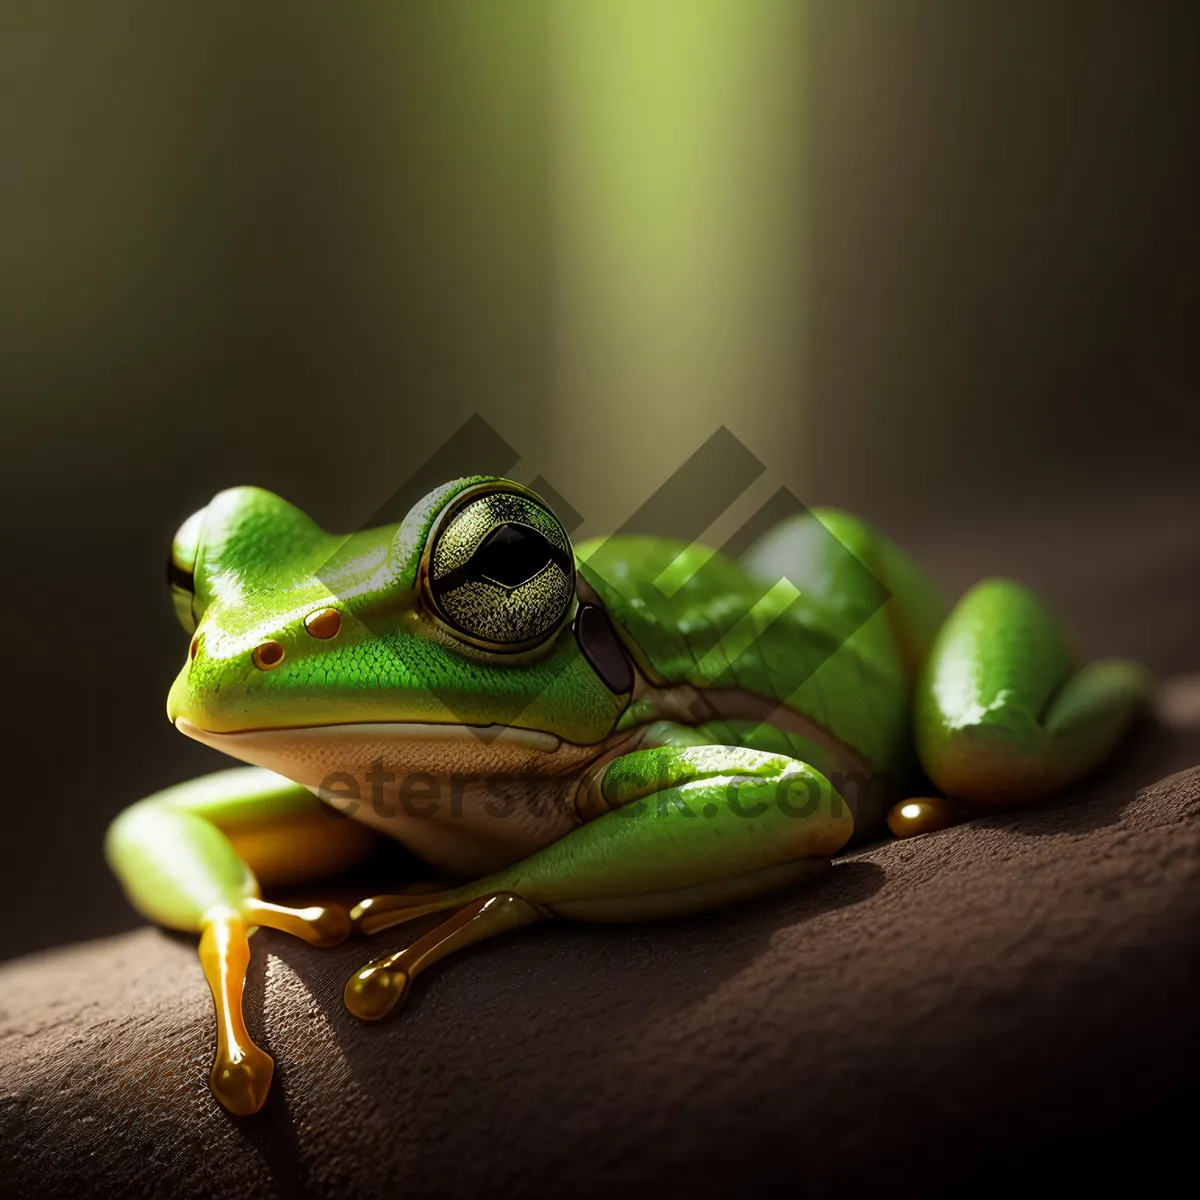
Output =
[{"x1": 2, "y1": 718, "x2": 1198, "y2": 1198}]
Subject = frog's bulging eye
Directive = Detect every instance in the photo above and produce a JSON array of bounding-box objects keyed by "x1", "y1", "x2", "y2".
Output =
[
  {"x1": 421, "y1": 484, "x2": 575, "y2": 652},
  {"x1": 168, "y1": 554, "x2": 198, "y2": 635},
  {"x1": 168, "y1": 507, "x2": 207, "y2": 635}
]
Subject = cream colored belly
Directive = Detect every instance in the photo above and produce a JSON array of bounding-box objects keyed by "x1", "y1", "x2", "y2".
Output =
[{"x1": 176, "y1": 719, "x2": 603, "y2": 876}]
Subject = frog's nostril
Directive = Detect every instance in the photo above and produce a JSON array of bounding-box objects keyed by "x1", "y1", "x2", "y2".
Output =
[
  {"x1": 251, "y1": 640, "x2": 286, "y2": 671},
  {"x1": 190, "y1": 633, "x2": 203, "y2": 662},
  {"x1": 304, "y1": 607, "x2": 342, "y2": 640}
]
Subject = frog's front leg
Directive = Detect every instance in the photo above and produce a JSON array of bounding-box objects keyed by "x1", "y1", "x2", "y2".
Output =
[
  {"x1": 105, "y1": 767, "x2": 378, "y2": 1114},
  {"x1": 343, "y1": 745, "x2": 853, "y2": 1021},
  {"x1": 890, "y1": 578, "x2": 1152, "y2": 836}
]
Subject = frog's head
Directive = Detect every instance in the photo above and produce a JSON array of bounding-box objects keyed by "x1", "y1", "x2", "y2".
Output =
[{"x1": 165, "y1": 478, "x2": 633, "y2": 787}]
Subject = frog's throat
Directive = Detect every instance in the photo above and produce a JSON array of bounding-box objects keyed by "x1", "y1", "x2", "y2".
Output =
[{"x1": 174, "y1": 717, "x2": 608, "y2": 875}]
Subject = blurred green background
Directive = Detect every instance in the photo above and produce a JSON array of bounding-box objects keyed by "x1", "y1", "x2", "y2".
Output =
[{"x1": 2, "y1": 1, "x2": 1197, "y2": 958}]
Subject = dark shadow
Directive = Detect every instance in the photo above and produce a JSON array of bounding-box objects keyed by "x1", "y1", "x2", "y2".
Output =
[
  {"x1": 149, "y1": 926, "x2": 319, "y2": 1197},
  {"x1": 259, "y1": 857, "x2": 887, "y2": 1105},
  {"x1": 227, "y1": 945, "x2": 322, "y2": 1200},
  {"x1": 994, "y1": 716, "x2": 1200, "y2": 838},
  {"x1": 942, "y1": 1081, "x2": 1200, "y2": 1199}
]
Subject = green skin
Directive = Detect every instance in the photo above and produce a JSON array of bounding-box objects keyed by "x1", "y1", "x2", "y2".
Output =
[{"x1": 106, "y1": 477, "x2": 1151, "y2": 1115}]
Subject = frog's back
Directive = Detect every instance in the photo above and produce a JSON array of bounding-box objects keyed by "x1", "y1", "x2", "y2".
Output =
[{"x1": 577, "y1": 508, "x2": 945, "y2": 776}]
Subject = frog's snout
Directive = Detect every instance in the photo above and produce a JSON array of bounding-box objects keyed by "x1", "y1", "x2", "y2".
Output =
[
  {"x1": 242, "y1": 607, "x2": 342, "y2": 676},
  {"x1": 166, "y1": 604, "x2": 350, "y2": 731}
]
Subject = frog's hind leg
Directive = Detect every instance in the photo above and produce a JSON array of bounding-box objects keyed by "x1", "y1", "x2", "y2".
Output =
[
  {"x1": 106, "y1": 768, "x2": 378, "y2": 1114},
  {"x1": 742, "y1": 506, "x2": 949, "y2": 677},
  {"x1": 893, "y1": 578, "x2": 1152, "y2": 836},
  {"x1": 344, "y1": 745, "x2": 852, "y2": 1021}
]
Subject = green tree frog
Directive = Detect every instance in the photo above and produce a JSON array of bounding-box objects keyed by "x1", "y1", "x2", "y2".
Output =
[{"x1": 106, "y1": 478, "x2": 1150, "y2": 1115}]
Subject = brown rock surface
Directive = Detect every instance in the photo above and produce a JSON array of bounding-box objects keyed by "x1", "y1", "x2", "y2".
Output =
[{"x1": 2, "y1": 715, "x2": 1198, "y2": 1198}]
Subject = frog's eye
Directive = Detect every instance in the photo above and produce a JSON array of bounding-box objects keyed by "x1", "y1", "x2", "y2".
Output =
[
  {"x1": 167, "y1": 508, "x2": 206, "y2": 635},
  {"x1": 421, "y1": 484, "x2": 575, "y2": 652}
]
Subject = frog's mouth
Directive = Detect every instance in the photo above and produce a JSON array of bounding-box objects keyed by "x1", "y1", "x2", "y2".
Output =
[
  {"x1": 175, "y1": 715, "x2": 573, "y2": 782},
  {"x1": 174, "y1": 716, "x2": 599, "y2": 805},
  {"x1": 176, "y1": 716, "x2": 563, "y2": 752}
]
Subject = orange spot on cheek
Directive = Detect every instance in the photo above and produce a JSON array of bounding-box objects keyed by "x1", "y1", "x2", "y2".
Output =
[{"x1": 304, "y1": 608, "x2": 342, "y2": 639}]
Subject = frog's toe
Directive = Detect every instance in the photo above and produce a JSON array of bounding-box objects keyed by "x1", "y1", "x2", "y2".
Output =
[
  {"x1": 296, "y1": 903, "x2": 352, "y2": 947},
  {"x1": 210, "y1": 1044, "x2": 275, "y2": 1116},
  {"x1": 886, "y1": 796, "x2": 965, "y2": 838},
  {"x1": 244, "y1": 899, "x2": 352, "y2": 947},
  {"x1": 349, "y1": 890, "x2": 460, "y2": 936},
  {"x1": 344, "y1": 960, "x2": 410, "y2": 1021}
]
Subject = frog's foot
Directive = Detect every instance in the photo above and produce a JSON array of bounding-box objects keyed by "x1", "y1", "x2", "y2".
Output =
[
  {"x1": 344, "y1": 893, "x2": 544, "y2": 1020},
  {"x1": 196, "y1": 901, "x2": 351, "y2": 1116},
  {"x1": 907, "y1": 578, "x2": 1152, "y2": 837},
  {"x1": 104, "y1": 769, "x2": 376, "y2": 1117}
]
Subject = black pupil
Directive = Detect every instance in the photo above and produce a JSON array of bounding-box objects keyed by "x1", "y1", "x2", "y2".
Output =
[{"x1": 470, "y1": 523, "x2": 555, "y2": 589}]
